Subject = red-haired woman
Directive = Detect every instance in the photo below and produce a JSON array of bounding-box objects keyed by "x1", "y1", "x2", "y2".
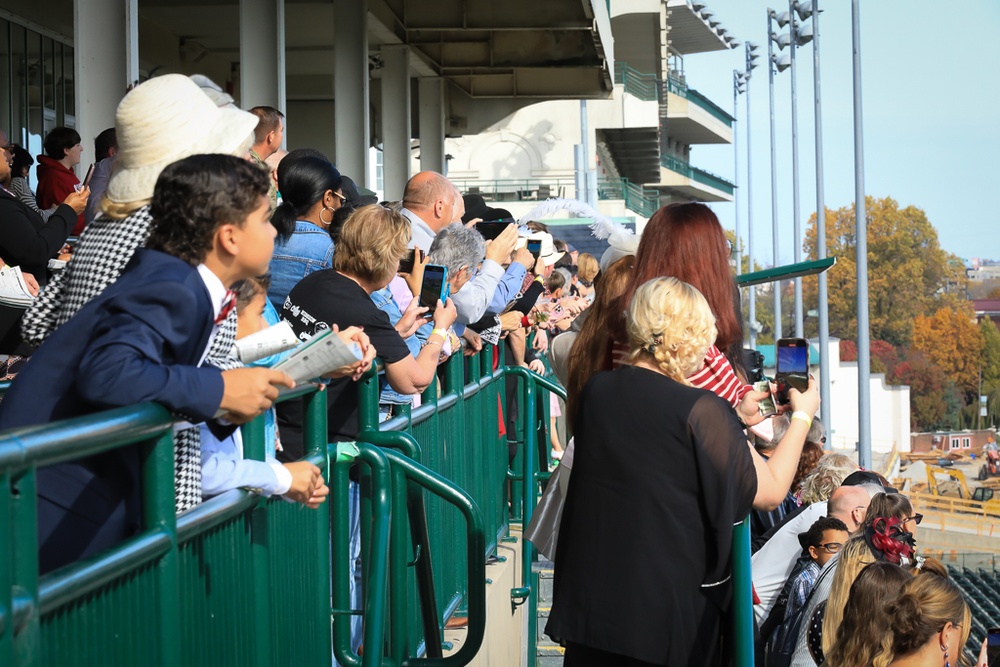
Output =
[{"x1": 610, "y1": 202, "x2": 767, "y2": 424}]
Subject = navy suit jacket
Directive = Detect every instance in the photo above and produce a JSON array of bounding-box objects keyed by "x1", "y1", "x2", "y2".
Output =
[
  {"x1": 0, "y1": 249, "x2": 226, "y2": 573},
  {"x1": 0, "y1": 248, "x2": 225, "y2": 430}
]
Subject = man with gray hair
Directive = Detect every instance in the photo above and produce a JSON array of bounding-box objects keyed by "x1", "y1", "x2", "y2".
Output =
[
  {"x1": 428, "y1": 223, "x2": 486, "y2": 297},
  {"x1": 401, "y1": 171, "x2": 465, "y2": 252}
]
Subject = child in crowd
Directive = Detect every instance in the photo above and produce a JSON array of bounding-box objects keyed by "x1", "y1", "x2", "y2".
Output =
[
  {"x1": 0, "y1": 154, "x2": 295, "y2": 573},
  {"x1": 200, "y1": 275, "x2": 328, "y2": 507},
  {"x1": 785, "y1": 516, "x2": 850, "y2": 621}
]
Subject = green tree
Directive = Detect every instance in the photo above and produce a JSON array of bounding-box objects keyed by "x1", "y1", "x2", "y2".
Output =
[
  {"x1": 980, "y1": 317, "x2": 1000, "y2": 385},
  {"x1": 802, "y1": 197, "x2": 965, "y2": 347}
]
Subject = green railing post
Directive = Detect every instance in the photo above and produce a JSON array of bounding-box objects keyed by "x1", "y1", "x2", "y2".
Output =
[
  {"x1": 331, "y1": 442, "x2": 392, "y2": 667},
  {"x1": 731, "y1": 517, "x2": 753, "y2": 667},
  {"x1": 241, "y1": 415, "x2": 273, "y2": 667},
  {"x1": 145, "y1": 427, "x2": 181, "y2": 667},
  {"x1": 378, "y1": 448, "x2": 487, "y2": 667}
]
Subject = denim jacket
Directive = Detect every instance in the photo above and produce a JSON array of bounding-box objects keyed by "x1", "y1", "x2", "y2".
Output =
[
  {"x1": 267, "y1": 221, "x2": 334, "y2": 310},
  {"x1": 371, "y1": 287, "x2": 422, "y2": 405}
]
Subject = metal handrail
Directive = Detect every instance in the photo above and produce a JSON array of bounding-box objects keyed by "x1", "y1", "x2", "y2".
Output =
[
  {"x1": 379, "y1": 448, "x2": 487, "y2": 667},
  {"x1": 331, "y1": 442, "x2": 392, "y2": 667}
]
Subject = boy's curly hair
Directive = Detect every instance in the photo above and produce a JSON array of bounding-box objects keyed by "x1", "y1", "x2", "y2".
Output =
[{"x1": 146, "y1": 154, "x2": 269, "y2": 266}]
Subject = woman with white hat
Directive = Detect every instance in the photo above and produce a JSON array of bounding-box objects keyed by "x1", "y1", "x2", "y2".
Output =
[
  {"x1": 22, "y1": 74, "x2": 259, "y2": 346},
  {"x1": 20, "y1": 73, "x2": 260, "y2": 512}
]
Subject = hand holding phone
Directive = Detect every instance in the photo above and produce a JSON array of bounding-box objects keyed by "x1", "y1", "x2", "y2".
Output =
[
  {"x1": 774, "y1": 337, "x2": 810, "y2": 405},
  {"x1": 418, "y1": 264, "x2": 449, "y2": 314}
]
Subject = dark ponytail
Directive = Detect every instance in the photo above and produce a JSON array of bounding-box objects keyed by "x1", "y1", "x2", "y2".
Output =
[{"x1": 271, "y1": 154, "x2": 342, "y2": 243}]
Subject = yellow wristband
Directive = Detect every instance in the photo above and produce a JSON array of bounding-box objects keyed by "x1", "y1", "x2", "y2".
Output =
[
  {"x1": 791, "y1": 411, "x2": 812, "y2": 428},
  {"x1": 431, "y1": 328, "x2": 448, "y2": 339}
]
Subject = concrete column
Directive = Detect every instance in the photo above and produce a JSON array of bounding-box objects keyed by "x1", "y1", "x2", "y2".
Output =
[
  {"x1": 74, "y1": 0, "x2": 130, "y2": 166},
  {"x1": 380, "y1": 45, "x2": 411, "y2": 199},
  {"x1": 239, "y1": 0, "x2": 285, "y2": 111},
  {"x1": 418, "y1": 77, "x2": 446, "y2": 174},
  {"x1": 334, "y1": 0, "x2": 369, "y2": 185}
]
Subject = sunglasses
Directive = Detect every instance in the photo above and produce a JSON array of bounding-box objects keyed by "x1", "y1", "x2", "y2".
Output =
[{"x1": 901, "y1": 514, "x2": 923, "y2": 526}]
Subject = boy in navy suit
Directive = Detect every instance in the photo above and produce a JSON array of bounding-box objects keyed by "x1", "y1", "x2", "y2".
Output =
[{"x1": 0, "y1": 154, "x2": 299, "y2": 573}]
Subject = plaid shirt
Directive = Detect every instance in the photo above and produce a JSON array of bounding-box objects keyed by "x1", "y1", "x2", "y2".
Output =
[{"x1": 785, "y1": 560, "x2": 822, "y2": 621}]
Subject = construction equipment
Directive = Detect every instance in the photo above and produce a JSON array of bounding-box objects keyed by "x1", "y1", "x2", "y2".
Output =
[
  {"x1": 925, "y1": 465, "x2": 1000, "y2": 512},
  {"x1": 977, "y1": 442, "x2": 1000, "y2": 481}
]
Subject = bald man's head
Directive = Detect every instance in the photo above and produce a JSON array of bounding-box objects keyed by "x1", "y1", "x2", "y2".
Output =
[
  {"x1": 827, "y1": 485, "x2": 872, "y2": 533},
  {"x1": 402, "y1": 171, "x2": 461, "y2": 232}
]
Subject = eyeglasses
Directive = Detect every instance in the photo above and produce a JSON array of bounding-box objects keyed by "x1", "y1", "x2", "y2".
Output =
[
  {"x1": 578, "y1": 278, "x2": 593, "y2": 288},
  {"x1": 902, "y1": 514, "x2": 923, "y2": 526},
  {"x1": 818, "y1": 542, "x2": 844, "y2": 554},
  {"x1": 332, "y1": 191, "x2": 347, "y2": 203}
]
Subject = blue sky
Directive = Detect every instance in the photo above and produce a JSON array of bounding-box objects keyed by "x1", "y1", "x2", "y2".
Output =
[{"x1": 682, "y1": 0, "x2": 1000, "y2": 266}]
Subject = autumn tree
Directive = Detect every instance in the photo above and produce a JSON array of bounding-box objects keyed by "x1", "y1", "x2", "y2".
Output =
[
  {"x1": 911, "y1": 305, "x2": 985, "y2": 399},
  {"x1": 893, "y1": 349, "x2": 954, "y2": 431},
  {"x1": 802, "y1": 197, "x2": 966, "y2": 347}
]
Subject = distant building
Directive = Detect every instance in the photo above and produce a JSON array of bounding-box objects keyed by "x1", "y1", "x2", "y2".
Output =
[
  {"x1": 972, "y1": 299, "x2": 1000, "y2": 322},
  {"x1": 910, "y1": 430, "x2": 996, "y2": 454}
]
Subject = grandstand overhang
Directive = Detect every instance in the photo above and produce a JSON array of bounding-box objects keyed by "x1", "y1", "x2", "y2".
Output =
[{"x1": 664, "y1": 0, "x2": 733, "y2": 55}]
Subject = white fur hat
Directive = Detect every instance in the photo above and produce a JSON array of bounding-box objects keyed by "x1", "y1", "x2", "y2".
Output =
[{"x1": 105, "y1": 74, "x2": 259, "y2": 204}]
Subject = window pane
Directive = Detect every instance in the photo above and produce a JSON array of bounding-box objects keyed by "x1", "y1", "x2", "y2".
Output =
[
  {"x1": 63, "y1": 44, "x2": 74, "y2": 123},
  {"x1": 26, "y1": 28, "x2": 43, "y2": 154}
]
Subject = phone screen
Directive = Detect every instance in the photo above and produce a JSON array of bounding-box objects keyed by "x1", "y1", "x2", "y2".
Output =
[
  {"x1": 476, "y1": 221, "x2": 511, "y2": 241},
  {"x1": 419, "y1": 264, "x2": 447, "y2": 313},
  {"x1": 776, "y1": 339, "x2": 809, "y2": 374},
  {"x1": 527, "y1": 240, "x2": 542, "y2": 259},
  {"x1": 988, "y1": 627, "x2": 1000, "y2": 667}
]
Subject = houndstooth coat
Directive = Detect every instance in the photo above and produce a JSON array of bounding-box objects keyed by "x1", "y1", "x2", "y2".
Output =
[{"x1": 21, "y1": 206, "x2": 239, "y2": 512}]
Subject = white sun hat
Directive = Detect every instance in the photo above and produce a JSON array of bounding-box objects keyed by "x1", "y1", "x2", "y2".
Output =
[{"x1": 105, "y1": 74, "x2": 259, "y2": 204}]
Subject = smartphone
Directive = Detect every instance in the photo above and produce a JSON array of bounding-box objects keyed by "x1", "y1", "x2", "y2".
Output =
[
  {"x1": 476, "y1": 221, "x2": 512, "y2": 241},
  {"x1": 775, "y1": 337, "x2": 810, "y2": 405},
  {"x1": 398, "y1": 248, "x2": 424, "y2": 274},
  {"x1": 988, "y1": 627, "x2": 1000, "y2": 667},
  {"x1": 527, "y1": 239, "x2": 542, "y2": 260},
  {"x1": 82, "y1": 163, "x2": 95, "y2": 187},
  {"x1": 419, "y1": 264, "x2": 449, "y2": 313}
]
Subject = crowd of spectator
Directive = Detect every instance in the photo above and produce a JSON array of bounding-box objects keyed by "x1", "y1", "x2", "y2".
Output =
[{"x1": 0, "y1": 72, "x2": 989, "y2": 667}]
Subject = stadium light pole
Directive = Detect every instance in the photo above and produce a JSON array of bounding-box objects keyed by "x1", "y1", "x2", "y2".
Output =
[
  {"x1": 743, "y1": 43, "x2": 760, "y2": 347},
  {"x1": 794, "y1": 0, "x2": 831, "y2": 441},
  {"x1": 767, "y1": 8, "x2": 790, "y2": 342},
  {"x1": 852, "y1": 0, "x2": 872, "y2": 468},
  {"x1": 788, "y1": 1, "x2": 815, "y2": 339},
  {"x1": 733, "y1": 69, "x2": 746, "y2": 280}
]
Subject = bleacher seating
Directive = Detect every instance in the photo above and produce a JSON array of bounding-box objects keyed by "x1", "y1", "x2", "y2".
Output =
[{"x1": 948, "y1": 564, "x2": 1000, "y2": 659}]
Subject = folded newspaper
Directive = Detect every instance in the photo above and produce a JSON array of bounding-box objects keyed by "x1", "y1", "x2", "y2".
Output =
[
  {"x1": 233, "y1": 320, "x2": 299, "y2": 363},
  {"x1": 0, "y1": 265, "x2": 36, "y2": 308},
  {"x1": 271, "y1": 328, "x2": 363, "y2": 385}
]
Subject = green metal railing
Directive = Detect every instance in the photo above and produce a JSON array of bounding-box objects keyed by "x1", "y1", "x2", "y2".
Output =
[
  {"x1": 660, "y1": 152, "x2": 736, "y2": 196},
  {"x1": 597, "y1": 177, "x2": 660, "y2": 218},
  {"x1": 666, "y1": 74, "x2": 735, "y2": 127},
  {"x1": 0, "y1": 347, "x2": 499, "y2": 667},
  {"x1": 448, "y1": 178, "x2": 578, "y2": 204},
  {"x1": 613, "y1": 61, "x2": 659, "y2": 102}
]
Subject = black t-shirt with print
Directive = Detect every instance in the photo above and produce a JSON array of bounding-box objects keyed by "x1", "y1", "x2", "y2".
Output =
[{"x1": 276, "y1": 269, "x2": 411, "y2": 461}]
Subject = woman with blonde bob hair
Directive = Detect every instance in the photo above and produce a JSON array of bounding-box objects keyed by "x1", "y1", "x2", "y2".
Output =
[
  {"x1": 275, "y1": 204, "x2": 458, "y2": 460},
  {"x1": 547, "y1": 277, "x2": 819, "y2": 667}
]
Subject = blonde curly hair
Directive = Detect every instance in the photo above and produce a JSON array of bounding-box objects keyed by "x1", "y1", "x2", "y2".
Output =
[{"x1": 626, "y1": 277, "x2": 717, "y2": 384}]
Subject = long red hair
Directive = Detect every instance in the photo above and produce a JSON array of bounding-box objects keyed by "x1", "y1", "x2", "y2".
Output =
[{"x1": 613, "y1": 203, "x2": 743, "y2": 361}]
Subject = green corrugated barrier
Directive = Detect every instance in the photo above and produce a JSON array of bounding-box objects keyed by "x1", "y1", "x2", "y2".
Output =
[{"x1": 0, "y1": 341, "x2": 755, "y2": 666}]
